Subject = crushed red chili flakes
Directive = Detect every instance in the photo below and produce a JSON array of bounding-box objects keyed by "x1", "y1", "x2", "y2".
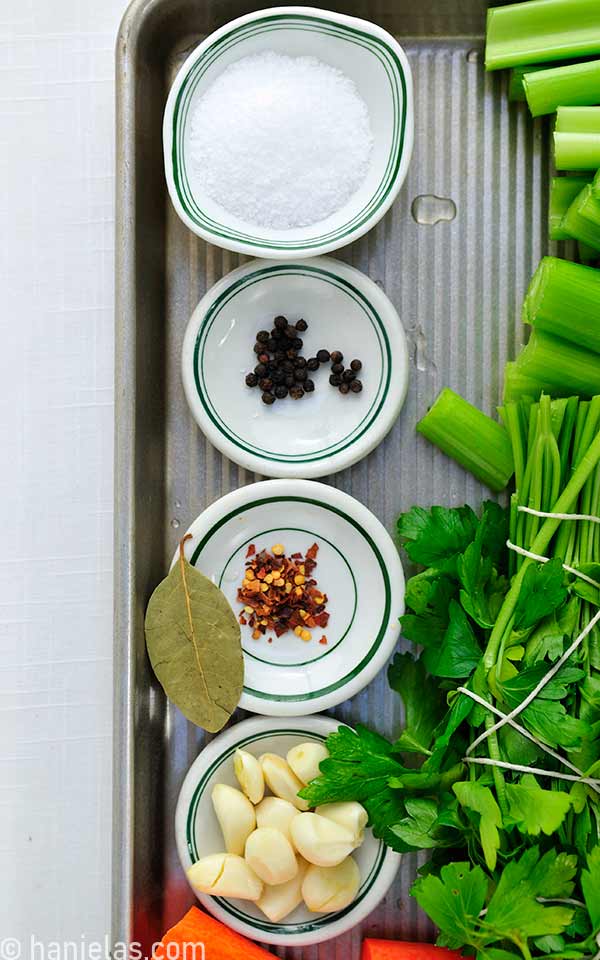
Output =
[{"x1": 237, "y1": 542, "x2": 329, "y2": 643}]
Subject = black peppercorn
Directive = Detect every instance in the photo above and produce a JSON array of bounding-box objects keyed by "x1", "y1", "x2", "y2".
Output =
[
  {"x1": 295, "y1": 318, "x2": 308, "y2": 332},
  {"x1": 285, "y1": 374, "x2": 295, "y2": 387},
  {"x1": 274, "y1": 384, "x2": 288, "y2": 399},
  {"x1": 259, "y1": 378, "x2": 273, "y2": 391},
  {"x1": 271, "y1": 368, "x2": 285, "y2": 384},
  {"x1": 289, "y1": 385, "x2": 304, "y2": 399},
  {"x1": 350, "y1": 359, "x2": 362, "y2": 372},
  {"x1": 329, "y1": 373, "x2": 342, "y2": 386},
  {"x1": 266, "y1": 339, "x2": 278, "y2": 353},
  {"x1": 292, "y1": 338, "x2": 303, "y2": 351},
  {"x1": 256, "y1": 330, "x2": 270, "y2": 343},
  {"x1": 281, "y1": 360, "x2": 295, "y2": 373},
  {"x1": 284, "y1": 325, "x2": 297, "y2": 339},
  {"x1": 339, "y1": 382, "x2": 350, "y2": 395},
  {"x1": 274, "y1": 315, "x2": 288, "y2": 329},
  {"x1": 307, "y1": 357, "x2": 320, "y2": 371},
  {"x1": 331, "y1": 362, "x2": 344, "y2": 375},
  {"x1": 317, "y1": 349, "x2": 330, "y2": 363},
  {"x1": 274, "y1": 350, "x2": 286, "y2": 362},
  {"x1": 342, "y1": 369, "x2": 356, "y2": 382},
  {"x1": 253, "y1": 342, "x2": 264, "y2": 354},
  {"x1": 262, "y1": 392, "x2": 275, "y2": 405},
  {"x1": 304, "y1": 379, "x2": 315, "y2": 392},
  {"x1": 271, "y1": 327, "x2": 284, "y2": 340},
  {"x1": 245, "y1": 372, "x2": 258, "y2": 387},
  {"x1": 294, "y1": 368, "x2": 307, "y2": 382},
  {"x1": 286, "y1": 348, "x2": 297, "y2": 360},
  {"x1": 350, "y1": 379, "x2": 363, "y2": 393},
  {"x1": 254, "y1": 363, "x2": 267, "y2": 378},
  {"x1": 294, "y1": 356, "x2": 307, "y2": 369},
  {"x1": 330, "y1": 350, "x2": 343, "y2": 364}
]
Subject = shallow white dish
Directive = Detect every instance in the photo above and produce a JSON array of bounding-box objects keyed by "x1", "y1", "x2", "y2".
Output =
[
  {"x1": 163, "y1": 6, "x2": 413, "y2": 258},
  {"x1": 181, "y1": 256, "x2": 409, "y2": 479},
  {"x1": 178, "y1": 479, "x2": 405, "y2": 715},
  {"x1": 175, "y1": 714, "x2": 401, "y2": 946}
]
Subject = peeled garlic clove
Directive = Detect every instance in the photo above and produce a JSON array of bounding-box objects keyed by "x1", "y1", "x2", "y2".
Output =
[
  {"x1": 245, "y1": 827, "x2": 298, "y2": 886},
  {"x1": 187, "y1": 853, "x2": 263, "y2": 901},
  {"x1": 290, "y1": 812, "x2": 355, "y2": 867},
  {"x1": 256, "y1": 857, "x2": 309, "y2": 922},
  {"x1": 233, "y1": 748, "x2": 265, "y2": 805},
  {"x1": 287, "y1": 742, "x2": 329, "y2": 785},
  {"x1": 259, "y1": 753, "x2": 309, "y2": 811},
  {"x1": 315, "y1": 801, "x2": 368, "y2": 848},
  {"x1": 211, "y1": 783, "x2": 256, "y2": 856},
  {"x1": 255, "y1": 796, "x2": 298, "y2": 842},
  {"x1": 302, "y1": 857, "x2": 360, "y2": 912}
]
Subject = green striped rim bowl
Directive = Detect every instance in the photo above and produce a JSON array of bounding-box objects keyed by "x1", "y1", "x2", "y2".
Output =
[
  {"x1": 175, "y1": 479, "x2": 405, "y2": 716},
  {"x1": 180, "y1": 256, "x2": 409, "y2": 479},
  {"x1": 175, "y1": 715, "x2": 401, "y2": 946},
  {"x1": 163, "y1": 6, "x2": 414, "y2": 258}
]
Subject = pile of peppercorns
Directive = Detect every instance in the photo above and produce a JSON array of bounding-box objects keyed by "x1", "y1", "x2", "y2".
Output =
[{"x1": 244, "y1": 315, "x2": 363, "y2": 405}]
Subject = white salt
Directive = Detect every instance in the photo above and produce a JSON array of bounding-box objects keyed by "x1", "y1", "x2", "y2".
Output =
[{"x1": 188, "y1": 51, "x2": 374, "y2": 230}]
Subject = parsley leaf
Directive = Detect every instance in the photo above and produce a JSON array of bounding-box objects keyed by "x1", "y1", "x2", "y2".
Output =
[
  {"x1": 391, "y1": 798, "x2": 446, "y2": 849},
  {"x1": 485, "y1": 847, "x2": 574, "y2": 939},
  {"x1": 398, "y1": 504, "x2": 480, "y2": 567},
  {"x1": 411, "y1": 861, "x2": 488, "y2": 951},
  {"x1": 505, "y1": 775, "x2": 572, "y2": 836},
  {"x1": 388, "y1": 652, "x2": 444, "y2": 755},
  {"x1": 581, "y1": 848, "x2": 600, "y2": 933},
  {"x1": 428, "y1": 600, "x2": 482, "y2": 679},
  {"x1": 514, "y1": 558, "x2": 568, "y2": 630},
  {"x1": 299, "y1": 725, "x2": 407, "y2": 850},
  {"x1": 453, "y1": 780, "x2": 502, "y2": 871}
]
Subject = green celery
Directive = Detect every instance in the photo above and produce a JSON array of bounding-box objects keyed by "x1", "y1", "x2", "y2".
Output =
[
  {"x1": 509, "y1": 62, "x2": 551, "y2": 101},
  {"x1": 549, "y1": 175, "x2": 592, "y2": 240},
  {"x1": 485, "y1": 0, "x2": 600, "y2": 71},
  {"x1": 592, "y1": 165, "x2": 600, "y2": 199},
  {"x1": 503, "y1": 361, "x2": 546, "y2": 403},
  {"x1": 579, "y1": 240, "x2": 598, "y2": 262},
  {"x1": 416, "y1": 388, "x2": 514, "y2": 492},
  {"x1": 561, "y1": 183, "x2": 600, "y2": 251},
  {"x1": 554, "y1": 106, "x2": 600, "y2": 169},
  {"x1": 522, "y1": 256, "x2": 600, "y2": 352},
  {"x1": 513, "y1": 329, "x2": 600, "y2": 397},
  {"x1": 524, "y1": 59, "x2": 600, "y2": 116}
]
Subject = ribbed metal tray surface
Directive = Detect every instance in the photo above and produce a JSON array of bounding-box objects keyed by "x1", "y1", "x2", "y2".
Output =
[{"x1": 114, "y1": 1, "x2": 554, "y2": 955}]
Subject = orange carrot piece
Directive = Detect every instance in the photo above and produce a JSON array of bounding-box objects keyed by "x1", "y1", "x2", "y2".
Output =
[
  {"x1": 362, "y1": 940, "x2": 464, "y2": 960},
  {"x1": 153, "y1": 907, "x2": 275, "y2": 960}
]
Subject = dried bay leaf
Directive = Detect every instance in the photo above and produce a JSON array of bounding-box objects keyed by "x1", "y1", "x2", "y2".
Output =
[{"x1": 145, "y1": 534, "x2": 243, "y2": 733}]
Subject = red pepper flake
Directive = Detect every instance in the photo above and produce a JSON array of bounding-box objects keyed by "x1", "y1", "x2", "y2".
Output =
[
  {"x1": 319, "y1": 635, "x2": 328, "y2": 645},
  {"x1": 237, "y1": 542, "x2": 329, "y2": 644}
]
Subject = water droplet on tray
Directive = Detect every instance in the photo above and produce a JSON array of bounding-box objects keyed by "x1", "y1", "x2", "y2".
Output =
[
  {"x1": 171, "y1": 518, "x2": 180, "y2": 529},
  {"x1": 466, "y1": 48, "x2": 480, "y2": 63},
  {"x1": 412, "y1": 195, "x2": 457, "y2": 226}
]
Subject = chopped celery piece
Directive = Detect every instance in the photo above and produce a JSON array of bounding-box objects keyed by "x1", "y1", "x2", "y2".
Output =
[
  {"x1": 549, "y1": 175, "x2": 592, "y2": 239},
  {"x1": 513, "y1": 330, "x2": 600, "y2": 397},
  {"x1": 523, "y1": 256, "x2": 600, "y2": 352},
  {"x1": 524, "y1": 58, "x2": 600, "y2": 116},
  {"x1": 592, "y1": 165, "x2": 600, "y2": 199},
  {"x1": 417, "y1": 388, "x2": 514, "y2": 492},
  {"x1": 509, "y1": 63, "x2": 551, "y2": 101},
  {"x1": 485, "y1": 0, "x2": 600, "y2": 71},
  {"x1": 561, "y1": 183, "x2": 600, "y2": 251},
  {"x1": 554, "y1": 107, "x2": 600, "y2": 168}
]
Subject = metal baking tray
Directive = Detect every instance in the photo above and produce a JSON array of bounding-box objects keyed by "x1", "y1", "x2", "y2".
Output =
[{"x1": 114, "y1": 1, "x2": 553, "y2": 955}]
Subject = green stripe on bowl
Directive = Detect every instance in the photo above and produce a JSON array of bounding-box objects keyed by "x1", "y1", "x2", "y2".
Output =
[
  {"x1": 190, "y1": 495, "x2": 392, "y2": 702},
  {"x1": 218, "y1": 527, "x2": 357, "y2": 668},
  {"x1": 171, "y1": 14, "x2": 407, "y2": 251},
  {"x1": 185, "y1": 728, "x2": 388, "y2": 934},
  {"x1": 192, "y1": 264, "x2": 391, "y2": 464}
]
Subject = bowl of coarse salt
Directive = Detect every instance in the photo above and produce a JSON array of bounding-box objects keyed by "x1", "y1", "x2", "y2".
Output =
[{"x1": 163, "y1": 6, "x2": 413, "y2": 259}]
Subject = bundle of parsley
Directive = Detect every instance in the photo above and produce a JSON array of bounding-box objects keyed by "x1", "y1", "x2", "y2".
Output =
[{"x1": 301, "y1": 395, "x2": 600, "y2": 959}]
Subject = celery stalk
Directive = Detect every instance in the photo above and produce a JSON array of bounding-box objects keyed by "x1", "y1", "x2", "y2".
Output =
[
  {"x1": 523, "y1": 256, "x2": 600, "y2": 352},
  {"x1": 486, "y1": 0, "x2": 600, "y2": 71},
  {"x1": 549, "y1": 175, "x2": 592, "y2": 240},
  {"x1": 503, "y1": 361, "x2": 546, "y2": 403},
  {"x1": 417, "y1": 388, "x2": 514, "y2": 492},
  {"x1": 592, "y1": 165, "x2": 600, "y2": 200},
  {"x1": 524, "y1": 59, "x2": 600, "y2": 116},
  {"x1": 579, "y1": 241, "x2": 598, "y2": 262},
  {"x1": 509, "y1": 63, "x2": 552, "y2": 101},
  {"x1": 554, "y1": 107, "x2": 600, "y2": 169},
  {"x1": 513, "y1": 330, "x2": 600, "y2": 397},
  {"x1": 561, "y1": 183, "x2": 600, "y2": 251}
]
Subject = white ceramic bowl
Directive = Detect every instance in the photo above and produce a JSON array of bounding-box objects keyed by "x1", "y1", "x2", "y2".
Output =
[
  {"x1": 175, "y1": 714, "x2": 401, "y2": 946},
  {"x1": 181, "y1": 256, "x2": 409, "y2": 478},
  {"x1": 177, "y1": 479, "x2": 405, "y2": 716},
  {"x1": 163, "y1": 6, "x2": 413, "y2": 258}
]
